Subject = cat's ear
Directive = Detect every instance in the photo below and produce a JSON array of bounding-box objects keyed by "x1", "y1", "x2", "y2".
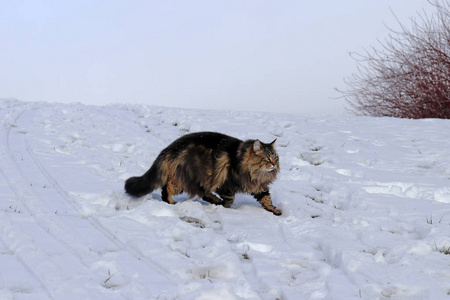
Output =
[
  {"x1": 253, "y1": 140, "x2": 262, "y2": 152},
  {"x1": 270, "y1": 139, "x2": 277, "y2": 147}
]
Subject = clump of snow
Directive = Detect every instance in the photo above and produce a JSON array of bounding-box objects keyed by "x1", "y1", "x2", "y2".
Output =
[{"x1": 1, "y1": 99, "x2": 450, "y2": 299}]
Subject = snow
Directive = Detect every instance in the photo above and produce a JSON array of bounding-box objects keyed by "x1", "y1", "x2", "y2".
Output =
[{"x1": 1, "y1": 99, "x2": 450, "y2": 299}]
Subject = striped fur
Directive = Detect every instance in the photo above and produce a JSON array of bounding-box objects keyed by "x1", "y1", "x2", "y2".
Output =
[{"x1": 125, "y1": 131, "x2": 281, "y2": 215}]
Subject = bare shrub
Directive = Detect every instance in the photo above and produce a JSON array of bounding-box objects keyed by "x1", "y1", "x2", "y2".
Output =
[{"x1": 339, "y1": 0, "x2": 450, "y2": 119}]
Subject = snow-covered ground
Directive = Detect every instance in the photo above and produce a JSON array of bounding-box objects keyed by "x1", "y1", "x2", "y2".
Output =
[{"x1": 1, "y1": 99, "x2": 450, "y2": 300}]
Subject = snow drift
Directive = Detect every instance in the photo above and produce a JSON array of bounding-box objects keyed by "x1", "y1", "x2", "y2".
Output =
[{"x1": 1, "y1": 99, "x2": 450, "y2": 299}]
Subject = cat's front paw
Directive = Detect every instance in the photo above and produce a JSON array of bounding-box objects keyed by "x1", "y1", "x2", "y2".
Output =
[
  {"x1": 264, "y1": 205, "x2": 282, "y2": 216},
  {"x1": 272, "y1": 208, "x2": 282, "y2": 216}
]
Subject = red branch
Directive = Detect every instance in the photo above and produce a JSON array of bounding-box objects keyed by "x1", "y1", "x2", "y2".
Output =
[{"x1": 338, "y1": 0, "x2": 450, "y2": 119}]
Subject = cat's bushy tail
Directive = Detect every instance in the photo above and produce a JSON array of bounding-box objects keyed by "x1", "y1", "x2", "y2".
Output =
[{"x1": 125, "y1": 162, "x2": 162, "y2": 197}]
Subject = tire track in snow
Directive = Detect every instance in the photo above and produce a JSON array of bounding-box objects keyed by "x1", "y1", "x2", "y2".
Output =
[
  {"x1": 1, "y1": 118, "x2": 82, "y2": 298},
  {"x1": 23, "y1": 135, "x2": 174, "y2": 280},
  {"x1": 3, "y1": 107, "x2": 176, "y2": 298},
  {"x1": 0, "y1": 170, "x2": 53, "y2": 299},
  {"x1": 3, "y1": 159, "x2": 91, "y2": 262},
  {"x1": 16, "y1": 112, "x2": 175, "y2": 285},
  {"x1": 6, "y1": 110, "x2": 102, "y2": 261}
]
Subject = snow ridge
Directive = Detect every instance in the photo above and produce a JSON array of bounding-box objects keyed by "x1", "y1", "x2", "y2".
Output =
[{"x1": 1, "y1": 100, "x2": 450, "y2": 299}]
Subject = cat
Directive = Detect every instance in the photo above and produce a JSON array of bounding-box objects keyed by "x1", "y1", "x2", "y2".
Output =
[{"x1": 125, "y1": 131, "x2": 282, "y2": 215}]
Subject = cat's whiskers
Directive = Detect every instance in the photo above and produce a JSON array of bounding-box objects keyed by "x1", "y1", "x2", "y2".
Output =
[{"x1": 265, "y1": 165, "x2": 276, "y2": 172}]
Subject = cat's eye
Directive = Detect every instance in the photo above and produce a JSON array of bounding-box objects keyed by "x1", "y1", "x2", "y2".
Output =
[{"x1": 265, "y1": 157, "x2": 270, "y2": 162}]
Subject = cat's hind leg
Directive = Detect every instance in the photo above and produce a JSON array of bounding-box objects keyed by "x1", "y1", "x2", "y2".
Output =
[{"x1": 161, "y1": 180, "x2": 182, "y2": 205}]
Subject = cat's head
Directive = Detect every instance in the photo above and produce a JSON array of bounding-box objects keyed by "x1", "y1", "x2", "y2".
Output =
[{"x1": 252, "y1": 139, "x2": 279, "y2": 173}]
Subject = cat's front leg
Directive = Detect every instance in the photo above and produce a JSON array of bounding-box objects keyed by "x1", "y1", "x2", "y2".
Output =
[
  {"x1": 219, "y1": 193, "x2": 235, "y2": 208},
  {"x1": 202, "y1": 193, "x2": 222, "y2": 205},
  {"x1": 203, "y1": 192, "x2": 235, "y2": 208},
  {"x1": 253, "y1": 191, "x2": 282, "y2": 216}
]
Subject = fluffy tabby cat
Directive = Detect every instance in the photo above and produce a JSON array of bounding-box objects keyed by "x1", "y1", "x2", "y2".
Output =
[{"x1": 125, "y1": 131, "x2": 282, "y2": 215}]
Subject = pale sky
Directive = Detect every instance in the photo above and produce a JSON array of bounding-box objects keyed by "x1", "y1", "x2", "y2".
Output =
[{"x1": 0, "y1": 0, "x2": 433, "y2": 115}]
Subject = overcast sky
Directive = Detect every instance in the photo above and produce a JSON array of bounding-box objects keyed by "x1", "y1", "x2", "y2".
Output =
[{"x1": 1, "y1": 0, "x2": 433, "y2": 115}]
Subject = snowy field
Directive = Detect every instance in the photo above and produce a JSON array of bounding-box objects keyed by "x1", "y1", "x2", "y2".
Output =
[{"x1": 1, "y1": 99, "x2": 450, "y2": 300}]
